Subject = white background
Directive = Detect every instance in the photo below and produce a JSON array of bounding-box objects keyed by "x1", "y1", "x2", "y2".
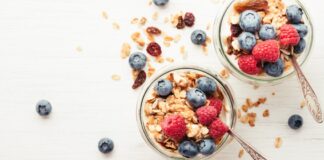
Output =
[{"x1": 0, "y1": 0, "x2": 324, "y2": 159}]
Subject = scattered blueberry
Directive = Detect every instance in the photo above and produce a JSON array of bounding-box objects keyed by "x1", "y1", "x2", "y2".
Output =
[
  {"x1": 238, "y1": 32, "x2": 257, "y2": 52},
  {"x1": 155, "y1": 79, "x2": 173, "y2": 96},
  {"x1": 286, "y1": 5, "x2": 303, "y2": 24},
  {"x1": 198, "y1": 139, "x2": 216, "y2": 156},
  {"x1": 239, "y1": 10, "x2": 261, "y2": 33},
  {"x1": 288, "y1": 114, "x2": 303, "y2": 129},
  {"x1": 153, "y1": 0, "x2": 169, "y2": 6},
  {"x1": 178, "y1": 140, "x2": 199, "y2": 158},
  {"x1": 197, "y1": 77, "x2": 217, "y2": 95},
  {"x1": 98, "y1": 138, "x2": 114, "y2": 153},
  {"x1": 259, "y1": 24, "x2": 276, "y2": 40},
  {"x1": 292, "y1": 24, "x2": 308, "y2": 38},
  {"x1": 263, "y1": 59, "x2": 284, "y2": 77},
  {"x1": 128, "y1": 52, "x2": 147, "y2": 70},
  {"x1": 191, "y1": 30, "x2": 207, "y2": 45},
  {"x1": 36, "y1": 100, "x2": 52, "y2": 116},
  {"x1": 186, "y1": 88, "x2": 207, "y2": 109},
  {"x1": 294, "y1": 38, "x2": 306, "y2": 54}
]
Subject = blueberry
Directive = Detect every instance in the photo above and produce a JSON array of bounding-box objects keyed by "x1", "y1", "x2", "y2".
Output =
[
  {"x1": 36, "y1": 100, "x2": 52, "y2": 116},
  {"x1": 259, "y1": 24, "x2": 276, "y2": 40},
  {"x1": 128, "y1": 52, "x2": 147, "y2": 70},
  {"x1": 288, "y1": 114, "x2": 303, "y2": 129},
  {"x1": 98, "y1": 138, "x2": 114, "y2": 153},
  {"x1": 263, "y1": 59, "x2": 284, "y2": 77},
  {"x1": 186, "y1": 88, "x2": 207, "y2": 109},
  {"x1": 239, "y1": 10, "x2": 261, "y2": 33},
  {"x1": 292, "y1": 24, "x2": 308, "y2": 38},
  {"x1": 197, "y1": 77, "x2": 217, "y2": 95},
  {"x1": 294, "y1": 38, "x2": 306, "y2": 54},
  {"x1": 191, "y1": 30, "x2": 207, "y2": 45},
  {"x1": 238, "y1": 32, "x2": 256, "y2": 52},
  {"x1": 178, "y1": 140, "x2": 199, "y2": 158},
  {"x1": 198, "y1": 139, "x2": 216, "y2": 155},
  {"x1": 153, "y1": 0, "x2": 169, "y2": 6},
  {"x1": 155, "y1": 79, "x2": 173, "y2": 96},
  {"x1": 286, "y1": 5, "x2": 303, "y2": 24}
]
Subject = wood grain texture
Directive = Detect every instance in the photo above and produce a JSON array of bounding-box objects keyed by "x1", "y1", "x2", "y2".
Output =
[{"x1": 0, "y1": 0, "x2": 323, "y2": 159}]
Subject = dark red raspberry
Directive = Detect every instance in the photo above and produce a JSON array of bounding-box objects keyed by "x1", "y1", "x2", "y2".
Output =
[
  {"x1": 208, "y1": 118, "x2": 229, "y2": 140},
  {"x1": 238, "y1": 55, "x2": 262, "y2": 75},
  {"x1": 196, "y1": 106, "x2": 218, "y2": 126},
  {"x1": 252, "y1": 40, "x2": 280, "y2": 62},
  {"x1": 161, "y1": 114, "x2": 187, "y2": 141},
  {"x1": 184, "y1": 12, "x2": 195, "y2": 27},
  {"x1": 209, "y1": 98, "x2": 223, "y2": 116},
  {"x1": 279, "y1": 24, "x2": 300, "y2": 46},
  {"x1": 230, "y1": 24, "x2": 243, "y2": 37},
  {"x1": 146, "y1": 42, "x2": 162, "y2": 56}
]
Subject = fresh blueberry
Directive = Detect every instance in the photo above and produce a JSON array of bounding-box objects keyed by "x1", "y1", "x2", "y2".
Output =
[
  {"x1": 178, "y1": 140, "x2": 199, "y2": 158},
  {"x1": 197, "y1": 77, "x2": 217, "y2": 95},
  {"x1": 198, "y1": 139, "x2": 216, "y2": 155},
  {"x1": 239, "y1": 10, "x2": 261, "y2": 33},
  {"x1": 36, "y1": 100, "x2": 52, "y2": 116},
  {"x1": 238, "y1": 32, "x2": 256, "y2": 52},
  {"x1": 153, "y1": 0, "x2": 169, "y2": 6},
  {"x1": 191, "y1": 30, "x2": 207, "y2": 45},
  {"x1": 286, "y1": 5, "x2": 303, "y2": 24},
  {"x1": 259, "y1": 24, "x2": 276, "y2": 40},
  {"x1": 292, "y1": 24, "x2": 308, "y2": 38},
  {"x1": 98, "y1": 138, "x2": 114, "y2": 153},
  {"x1": 155, "y1": 79, "x2": 173, "y2": 96},
  {"x1": 263, "y1": 59, "x2": 284, "y2": 77},
  {"x1": 288, "y1": 114, "x2": 303, "y2": 129},
  {"x1": 186, "y1": 88, "x2": 207, "y2": 109},
  {"x1": 294, "y1": 38, "x2": 306, "y2": 54},
  {"x1": 128, "y1": 52, "x2": 147, "y2": 70}
]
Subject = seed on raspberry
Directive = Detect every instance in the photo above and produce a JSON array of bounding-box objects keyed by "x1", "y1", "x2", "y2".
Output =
[
  {"x1": 146, "y1": 42, "x2": 162, "y2": 57},
  {"x1": 184, "y1": 12, "x2": 195, "y2": 27}
]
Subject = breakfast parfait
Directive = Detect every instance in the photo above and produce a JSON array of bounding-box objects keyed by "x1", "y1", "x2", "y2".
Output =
[
  {"x1": 137, "y1": 67, "x2": 235, "y2": 159},
  {"x1": 220, "y1": 0, "x2": 310, "y2": 80}
]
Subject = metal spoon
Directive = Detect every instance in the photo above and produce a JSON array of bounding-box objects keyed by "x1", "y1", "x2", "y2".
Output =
[{"x1": 281, "y1": 48, "x2": 323, "y2": 123}]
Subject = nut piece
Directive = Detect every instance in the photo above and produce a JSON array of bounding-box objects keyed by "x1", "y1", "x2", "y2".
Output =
[
  {"x1": 262, "y1": 109, "x2": 269, "y2": 117},
  {"x1": 238, "y1": 149, "x2": 244, "y2": 158}
]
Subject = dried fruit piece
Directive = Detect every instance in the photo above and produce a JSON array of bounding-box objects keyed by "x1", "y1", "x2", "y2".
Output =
[
  {"x1": 146, "y1": 26, "x2": 162, "y2": 35},
  {"x1": 234, "y1": 0, "x2": 269, "y2": 13},
  {"x1": 146, "y1": 42, "x2": 162, "y2": 56},
  {"x1": 132, "y1": 70, "x2": 146, "y2": 89},
  {"x1": 230, "y1": 24, "x2": 243, "y2": 37},
  {"x1": 184, "y1": 12, "x2": 195, "y2": 27},
  {"x1": 176, "y1": 16, "x2": 185, "y2": 29}
]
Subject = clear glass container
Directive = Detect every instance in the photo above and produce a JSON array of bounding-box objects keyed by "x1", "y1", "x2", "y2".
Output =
[
  {"x1": 213, "y1": 0, "x2": 313, "y2": 86},
  {"x1": 136, "y1": 65, "x2": 237, "y2": 160}
]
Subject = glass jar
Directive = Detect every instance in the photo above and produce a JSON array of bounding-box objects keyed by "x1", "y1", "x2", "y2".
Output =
[{"x1": 136, "y1": 65, "x2": 237, "y2": 159}]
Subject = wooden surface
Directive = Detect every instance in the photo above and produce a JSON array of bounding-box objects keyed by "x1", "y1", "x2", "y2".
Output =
[{"x1": 0, "y1": 0, "x2": 323, "y2": 159}]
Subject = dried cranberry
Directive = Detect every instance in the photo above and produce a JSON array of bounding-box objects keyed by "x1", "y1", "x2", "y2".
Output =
[
  {"x1": 146, "y1": 42, "x2": 162, "y2": 56},
  {"x1": 132, "y1": 70, "x2": 146, "y2": 89},
  {"x1": 184, "y1": 12, "x2": 195, "y2": 27},
  {"x1": 176, "y1": 16, "x2": 185, "y2": 29},
  {"x1": 230, "y1": 24, "x2": 242, "y2": 37},
  {"x1": 146, "y1": 26, "x2": 161, "y2": 35}
]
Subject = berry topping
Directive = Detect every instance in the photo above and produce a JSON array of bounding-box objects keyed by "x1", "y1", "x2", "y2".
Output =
[
  {"x1": 288, "y1": 114, "x2": 303, "y2": 129},
  {"x1": 132, "y1": 70, "x2": 146, "y2": 89},
  {"x1": 263, "y1": 59, "x2": 284, "y2": 77},
  {"x1": 161, "y1": 114, "x2": 187, "y2": 141},
  {"x1": 197, "y1": 77, "x2": 217, "y2": 95},
  {"x1": 178, "y1": 140, "x2": 199, "y2": 158},
  {"x1": 191, "y1": 30, "x2": 207, "y2": 45},
  {"x1": 286, "y1": 5, "x2": 303, "y2": 24},
  {"x1": 279, "y1": 24, "x2": 300, "y2": 46},
  {"x1": 259, "y1": 24, "x2": 276, "y2": 40},
  {"x1": 186, "y1": 88, "x2": 207, "y2": 109},
  {"x1": 208, "y1": 119, "x2": 229, "y2": 140},
  {"x1": 155, "y1": 79, "x2": 173, "y2": 96},
  {"x1": 239, "y1": 10, "x2": 261, "y2": 33},
  {"x1": 36, "y1": 100, "x2": 52, "y2": 116},
  {"x1": 146, "y1": 42, "x2": 162, "y2": 57},
  {"x1": 292, "y1": 24, "x2": 308, "y2": 38},
  {"x1": 198, "y1": 139, "x2": 216, "y2": 155},
  {"x1": 196, "y1": 106, "x2": 218, "y2": 126},
  {"x1": 252, "y1": 40, "x2": 280, "y2": 62},
  {"x1": 294, "y1": 38, "x2": 306, "y2": 54},
  {"x1": 184, "y1": 12, "x2": 195, "y2": 27},
  {"x1": 128, "y1": 52, "x2": 147, "y2": 70},
  {"x1": 238, "y1": 55, "x2": 261, "y2": 75},
  {"x1": 209, "y1": 98, "x2": 223, "y2": 115},
  {"x1": 153, "y1": 0, "x2": 169, "y2": 6},
  {"x1": 238, "y1": 32, "x2": 257, "y2": 52},
  {"x1": 98, "y1": 138, "x2": 114, "y2": 153}
]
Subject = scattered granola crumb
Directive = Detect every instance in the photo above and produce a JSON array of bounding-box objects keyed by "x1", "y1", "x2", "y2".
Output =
[
  {"x1": 164, "y1": 16, "x2": 169, "y2": 24},
  {"x1": 131, "y1": 18, "x2": 139, "y2": 24},
  {"x1": 166, "y1": 57, "x2": 174, "y2": 63},
  {"x1": 173, "y1": 34, "x2": 181, "y2": 43},
  {"x1": 155, "y1": 56, "x2": 164, "y2": 63},
  {"x1": 219, "y1": 68, "x2": 230, "y2": 79},
  {"x1": 76, "y1": 46, "x2": 83, "y2": 53},
  {"x1": 180, "y1": 45, "x2": 187, "y2": 59},
  {"x1": 147, "y1": 64, "x2": 156, "y2": 77},
  {"x1": 253, "y1": 85, "x2": 260, "y2": 90},
  {"x1": 131, "y1": 32, "x2": 145, "y2": 48},
  {"x1": 274, "y1": 137, "x2": 282, "y2": 149},
  {"x1": 263, "y1": 109, "x2": 269, "y2": 117},
  {"x1": 102, "y1": 11, "x2": 108, "y2": 20},
  {"x1": 120, "y1": 43, "x2": 131, "y2": 59},
  {"x1": 111, "y1": 74, "x2": 121, "y2": 81},
  {"x1": 206, "y1": 22, "x2": 211, "y2": 30},
  {"x1": 272, "y1": 92, "x2": 276, "y2": 96},
  {"x1": 148, "y1": 0, "x2": 153, "y2": 6},
  {"x1": 238, "y1": 149, "x2": 244, "y2": 158},
  {"x1": 112, "y1": 22, "x2": 120, "y2": 30},
  {"x1": 152, "y1": 11, "x2": 159, "y2": 21},
  {"x1": 139, "y1": 17, "x2": 147, "y2": 26},
  {"x1": 300, "y1": 100, "x2": 306, "y2": 109}
]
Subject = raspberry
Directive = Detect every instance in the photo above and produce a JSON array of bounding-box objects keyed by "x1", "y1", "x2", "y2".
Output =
[
  {"x1": 184, "y1": 12, "x2": 195, "y2": 27},
  {"x1": 161, "y1": 114, "x2": 187, "y2": 141},
  {"x1": 238, "y1": 55, "x2": 261, "y2": 75},
  {"x1": 196, "y1": 106, "x2": 218, "y2": 126},
  {"x1": 146, "y1": 42, "x2": 162, "y2": 57},
  {"x1": 252, "y1": 40, "x2": 280, "y2": 62},
  {"x1": 209, "y1": 98, "x2": 223, "y2": 116},
  {"x1": 279, "y1": 24, "x2": 300, "y2": 46},
  {"x1": 208, "y1": 119, "x2": 229, "y2": 140}
]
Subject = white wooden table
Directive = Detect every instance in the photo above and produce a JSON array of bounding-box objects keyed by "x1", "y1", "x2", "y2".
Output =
[{"x1": 0, "y1": 0, "x2": 323, "y2": 159}]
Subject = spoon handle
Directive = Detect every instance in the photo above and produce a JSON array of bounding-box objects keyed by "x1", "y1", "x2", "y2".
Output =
[
  {"x1": 228, "y1": 129, "x2": 267, "y2": 160},
  {"x1": 291, "y1": 55, "x2": 323, "y2": 123}
]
